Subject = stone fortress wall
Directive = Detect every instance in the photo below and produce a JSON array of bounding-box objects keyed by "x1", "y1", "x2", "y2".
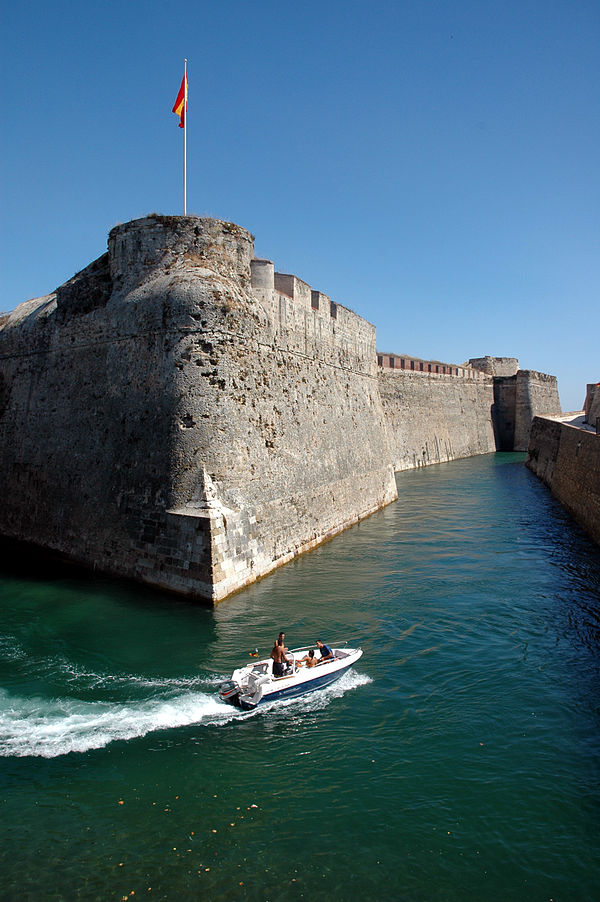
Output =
[
  {"x1": 377, "y1": 357, "x2": 560, "y2": 469},
  {"x1": 0, "y1": 215, "x2": 562, "y2": 602},
  {"x1": 527, "y1": 412, "x2": 600, "y2": 546},
  {"x1": 250, "y1": 260, "x2": 376, "y2": 377},
  {"x1": 526, "y1": 380, "x2": 600, "y2": 548},
  {"x1": 378, "y1": 369, "x2": 497, "y2": 471},
  {"x1": 0, "y1": 216, "x2": 397, "y2": 602},
  {"x1": 378, "y1": 352, "x2": 487, "y2": 378},
  {"x1": 584, "y1": 383, "x2": 600, "y2": 429},
  {"x1": 251, "y1": 258, "x2": 560, "y2": 474}
]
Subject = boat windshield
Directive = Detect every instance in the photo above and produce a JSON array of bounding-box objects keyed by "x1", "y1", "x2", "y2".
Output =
[{"x1": 251, "y1": 663, "x2": 269, "y2": 674}]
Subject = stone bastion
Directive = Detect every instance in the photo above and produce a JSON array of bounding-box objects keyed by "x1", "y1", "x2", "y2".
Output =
[
  {"x1": 0, "y1": 214, "x2": 562, "y2": 602},
  {"x1": 0, "y1": 215, "x2": 397, "y2": 601}
]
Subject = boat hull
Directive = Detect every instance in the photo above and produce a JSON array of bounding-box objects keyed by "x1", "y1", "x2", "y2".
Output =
[
  {"x1": 238, "y1": 661, "x2": 354, "y2": 710},
  {"x1": 219, "y1": 647, "x2": 362, "y2": 711}
]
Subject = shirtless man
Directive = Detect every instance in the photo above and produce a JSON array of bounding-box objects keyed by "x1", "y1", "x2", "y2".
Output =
[{"x1": 270, "y1": 638, "x2": 290, "y2": 677}]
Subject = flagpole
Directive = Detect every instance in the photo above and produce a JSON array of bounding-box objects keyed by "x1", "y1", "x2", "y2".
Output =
[{"x1": 183, "y1": 58, "x2": 187, "y2": 215}]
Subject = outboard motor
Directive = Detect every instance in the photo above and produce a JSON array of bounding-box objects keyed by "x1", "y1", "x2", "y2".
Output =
[{"x1": 219, "y1": 680, "x2": 241, "y2": 705}]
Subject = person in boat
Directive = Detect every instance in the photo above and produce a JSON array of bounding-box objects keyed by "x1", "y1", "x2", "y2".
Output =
[
  {"x1": 296, "y1": 649, "x2": 317, "y2": 668},
  {"x1": 270, "y1": 638, "x2": 291, "y2": 677},
  {"x1": 316, "y1": 640, "x2": 334, "y2": 663}
]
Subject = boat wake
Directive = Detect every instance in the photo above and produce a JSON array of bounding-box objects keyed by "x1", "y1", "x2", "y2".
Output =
[
  {"x1": 0, "y1": 685, "x2": 234, "y2": 759},
  {"x1": 0, "y1": 669, "x2": 371, "y2": 759}
]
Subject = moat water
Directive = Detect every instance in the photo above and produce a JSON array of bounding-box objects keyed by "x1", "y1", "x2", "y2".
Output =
[{"x1": 0, "y1": 453, "x2": 598, "y2": 901}]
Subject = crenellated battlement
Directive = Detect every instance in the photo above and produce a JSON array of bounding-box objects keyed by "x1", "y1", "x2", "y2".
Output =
[
  {"x1": 248, "y1": 262, "x2": 528, "y2": 387},
  {"x1": 250, "y1": 258, "x2": 377, "y2": 377},
  {"x1": 377, "y1": 352, "x2": 488, "y2": 380}
]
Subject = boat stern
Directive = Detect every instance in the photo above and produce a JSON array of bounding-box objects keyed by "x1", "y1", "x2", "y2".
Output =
[{"x1": 218, "y1": 679, "x2": 241, "y2": 706}]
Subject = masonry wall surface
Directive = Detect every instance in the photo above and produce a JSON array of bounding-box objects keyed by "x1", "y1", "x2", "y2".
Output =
[
  {"x1": 469, "y1": 356, "x2": 519, "y2": 377},
  {"x1": 584, "y1": 383, "x2": 600, "y2": 427},
  {"x1": 513, "y1": 370, "x2": 561, "y2": 451},
  {"x1": 0, "y1": 215, "x2": 397, "y2": 602},
  {"x1": 378, "y1": 370, "x2": 497, "y2": 471},
  {"x1": 492, "y1": 376, "x2": 517, "y2": 450},
  {"x1": 0, "y1": 214, "x2": 564, "y2": 603},
  {"x1": 527, "y1": 416, "x2": 600, "y2": 546},
  {"x1": 487, "y1": 370, "x2": 561, "y2": 452}
]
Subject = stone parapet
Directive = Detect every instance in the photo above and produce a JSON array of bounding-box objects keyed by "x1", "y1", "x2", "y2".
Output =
[
  {"x1": 250, "y1": 258, "x2": 274, "y2": 291},
  {"x1": 109, "y1": 214, "x2": 254, "y2": 295},
  {"x1": 469, "y1": 356, "x2": 519, "y2": 376},
  {"x1": 377, "y1": 353, "x2": 487, "y2": 379}
]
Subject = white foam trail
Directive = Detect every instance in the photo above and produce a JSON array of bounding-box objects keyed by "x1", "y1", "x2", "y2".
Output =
[
  {"x1": 0, "y1": 670, "x2": 372, "y2": 758},
  {"x1": 0, "y1": 688, "x2": 237, "y2": 758},
  {"x1": 261, "y1": 669, "x2": 372, "y2": 714},
  {"x1": 233, "y1": 669, "x2": 373, "y2": 722}
]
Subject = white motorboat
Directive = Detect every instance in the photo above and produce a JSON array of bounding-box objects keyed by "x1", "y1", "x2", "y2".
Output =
[{"x1": 219, "y1": 644, "x2": 363, "y2": 711}]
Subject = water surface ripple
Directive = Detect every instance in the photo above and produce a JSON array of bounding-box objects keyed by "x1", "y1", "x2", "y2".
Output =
[{"x1": 0, "y1": 453, "x2": 598, "y2": 900}]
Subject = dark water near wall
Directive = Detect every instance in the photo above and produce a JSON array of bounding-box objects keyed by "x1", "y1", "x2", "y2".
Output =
[{"x1": 0, "y1": 454, "x2": 599, "y2": 902}]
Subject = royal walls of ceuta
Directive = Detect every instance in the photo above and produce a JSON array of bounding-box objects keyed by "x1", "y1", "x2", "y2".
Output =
[
  {"x1": 0, "y1": 215, "x2": 561, "y2": 601},
  {"x1": 527, "y1": 413, "x2": 600, "y2": 547}
]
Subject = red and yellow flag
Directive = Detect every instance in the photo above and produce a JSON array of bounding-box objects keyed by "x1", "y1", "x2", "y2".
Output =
[{"x1": 172, "y1": 73, "x2": 188, "y2": 128}]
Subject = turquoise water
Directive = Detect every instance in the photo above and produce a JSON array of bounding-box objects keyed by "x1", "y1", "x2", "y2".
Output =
[{"x1": 0, "y1": 453, "x2": 598, "y2": 901}]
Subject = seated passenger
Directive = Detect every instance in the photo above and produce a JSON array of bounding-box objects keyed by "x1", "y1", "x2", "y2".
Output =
[
  {"x1": 315, "y1": 640, "x2": 334, "y2": 663},
  {"x1": 296, "y1": 649, "x2": 317, "y2": 668}
]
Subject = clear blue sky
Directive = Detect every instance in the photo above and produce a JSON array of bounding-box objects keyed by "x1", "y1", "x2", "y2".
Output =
[{"x1": 1, "y1": 0, "x2": 598, "y2": 411}]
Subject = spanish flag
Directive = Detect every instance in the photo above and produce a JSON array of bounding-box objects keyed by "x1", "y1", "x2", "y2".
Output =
[{"x1": 172, "y1": 72, "x2": 188, "y2": 128}]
